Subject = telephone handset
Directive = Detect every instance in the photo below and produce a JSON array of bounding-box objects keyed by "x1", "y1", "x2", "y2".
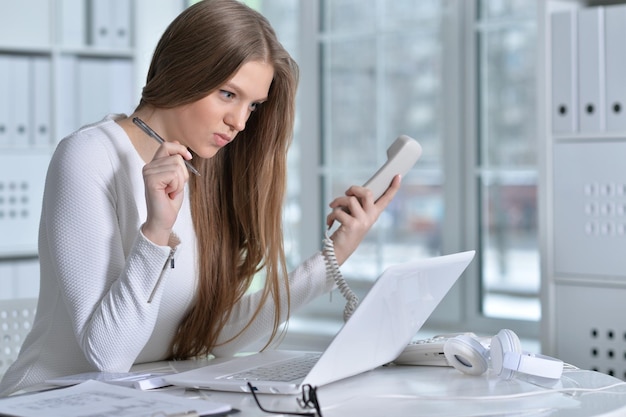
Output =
[
  {"x1": 323, "y1": 135, "x2": 422, "y2": 321},
  {"x1": 363, "y1": 135, "x2": 423, "y2": 201}
]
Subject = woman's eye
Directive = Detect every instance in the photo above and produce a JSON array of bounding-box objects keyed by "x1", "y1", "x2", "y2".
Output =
[
  {"x1": 220, "y1": 90, "x2": 234, "y2": 99},
  {"x1": 250, "y1": 102, "x2": 260, "y2": 111}
]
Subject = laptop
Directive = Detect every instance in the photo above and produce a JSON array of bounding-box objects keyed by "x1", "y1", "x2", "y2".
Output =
[{"x1": 164, "y1": 250, "x2": 475, "y2": 394}]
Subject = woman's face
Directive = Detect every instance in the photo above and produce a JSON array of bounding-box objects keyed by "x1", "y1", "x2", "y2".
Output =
[{"x1": 166, "y1": 60, "x2": 275, "y2": 159}]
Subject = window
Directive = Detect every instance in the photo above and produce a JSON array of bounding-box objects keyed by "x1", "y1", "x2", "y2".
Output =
[
  {"x1": 284, "y1": 0, "x2": 459, "y2": 326},
  {"x1": 243, "y1": 0, "x2": 541, "y2": 341},
  {"x1": 320, "y1": 0, "x2": 448, "y2": 278}
]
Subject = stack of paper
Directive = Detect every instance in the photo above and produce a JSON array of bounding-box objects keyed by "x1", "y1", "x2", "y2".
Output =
[{"x1": 0, "y1": 380, "x2": 231, "y2": 417}]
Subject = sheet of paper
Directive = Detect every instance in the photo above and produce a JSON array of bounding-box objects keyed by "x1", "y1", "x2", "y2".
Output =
[
  {"x1": 0, "y1": 380, "x2": 231, "y2": 417},
  {"x1": 46, "y1": 371, "x2": 172, "y2": 390}
]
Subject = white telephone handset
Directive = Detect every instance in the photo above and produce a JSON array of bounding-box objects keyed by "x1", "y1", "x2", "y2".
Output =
[
  {"x1": 324, "y1": 135, "x2": 422, "y2": 321},
  {"x1": 363, "y1": 135, "x2": 423, "y2": 201}
]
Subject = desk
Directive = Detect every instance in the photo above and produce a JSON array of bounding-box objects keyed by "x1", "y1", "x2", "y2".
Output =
[{"x1": 133, "y1": 360, "x2": 626, "y2": 417}]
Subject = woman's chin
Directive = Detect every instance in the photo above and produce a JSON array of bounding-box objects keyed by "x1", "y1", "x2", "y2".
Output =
[{"x1": 194, "y1": 147, "x2": 220, "y2": 160}]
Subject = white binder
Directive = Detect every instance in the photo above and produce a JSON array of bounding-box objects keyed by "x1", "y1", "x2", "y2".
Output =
[
  {"x1": 32, "y1": 56, "x2": 52, "y2": 148},
  {"x1": 0, "y1": 0, "x2": 50, "y2": 47},
  {"x1": 56, "y1": 55, "x2": 79, "y2": 140},
  {"x1": 0, "y1": 56, "x2": 9, "y2": 147},
  {"x1": 78, "y1": 58, "x2": 110, "y2": 125},
  {"x1": 551, "y1": 10, "x2": 578, "y2": 133},
  {"x1": 89, "y1": 0, "x2": 113, "y2": 47},
  {"x1": 604, "y1": 4, "x2": 626, "y2": 132},
  {"x1": 109, "y1": 59, "x2": 135, "y2": 115},
  {"x1": 77, "y1": 58, "x2": 135, "y2": 126},
  {"x1": 8, "y1": 56, "x2": 31, "y2": 148},
  {"x1": 577, "y1": 7, "x2": 605, "y2": 133},
  {"x1": 59, "y1": 0, "x2": 86, "y2": 47},
  {"x1": 112, "y1": 0, "x2": 132, "y2": 49}
]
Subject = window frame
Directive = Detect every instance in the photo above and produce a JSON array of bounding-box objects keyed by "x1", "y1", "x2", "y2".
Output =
[{"x1": 465, "y1": 1, "x2": 540, "y2": 339}]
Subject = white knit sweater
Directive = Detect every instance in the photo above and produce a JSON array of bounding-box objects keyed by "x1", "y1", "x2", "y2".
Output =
[{"x1": 0, "y1": 115, "x2": 333, "y2": 397}]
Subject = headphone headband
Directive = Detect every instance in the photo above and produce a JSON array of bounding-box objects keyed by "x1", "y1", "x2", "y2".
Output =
[{"x1": 503, "y1": 351, "x2": 564, "y2": 380}]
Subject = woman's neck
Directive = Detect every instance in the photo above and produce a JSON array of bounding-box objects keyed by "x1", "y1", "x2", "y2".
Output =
[{"x1": 116, "y1": 111, "x2": 162, "y2": 164}]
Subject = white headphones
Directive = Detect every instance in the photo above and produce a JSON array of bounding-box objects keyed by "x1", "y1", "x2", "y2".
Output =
[{"x1": 443, "y1": 329, "x2": 563, "y2": 380}]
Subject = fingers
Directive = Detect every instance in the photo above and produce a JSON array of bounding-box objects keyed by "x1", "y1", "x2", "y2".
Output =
[
  {"x1": 324, "y1": 175, "x2": 402, "y2": 265},
  {"x1": 146, "y1": 141, "x2": 192, "y2": 198},
  {"x1": 371, "y1": 174, "x2": 402, "y2": 205},
  {"x1": 141, "y1": 142, "x2": 193, "y2": 245},
  {"x1": 152, "y1": 141, "x2": 193, "y2": 170},
  {"x1": 153, "y1": 140, "x2": 193, "y2": 160},
  {"x1": 326, "y1": 175, "x2": 402, "y2": 227},
  {"x1": 326, "y1": 186, "x2": 373, "y2": 227},
  {"x1": 144, "y1": 162, "x2": 188, "y2": 199}
]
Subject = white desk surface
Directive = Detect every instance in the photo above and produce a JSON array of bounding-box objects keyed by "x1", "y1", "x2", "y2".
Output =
[{"x1": 132, "y1": 359, "x2": 626, "y2": 417}]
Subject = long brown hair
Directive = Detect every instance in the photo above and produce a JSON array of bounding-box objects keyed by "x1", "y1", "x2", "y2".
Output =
[{"x1": 137, "y1": 0, "x2": 299, "y2": 359}]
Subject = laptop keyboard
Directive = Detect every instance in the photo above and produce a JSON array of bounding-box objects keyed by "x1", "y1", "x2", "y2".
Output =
[{"x1": 223, "y1": 352, "x2": 321, "y2": 382}]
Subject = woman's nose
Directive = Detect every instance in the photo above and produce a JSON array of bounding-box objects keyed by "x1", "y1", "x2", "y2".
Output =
[{"x1": 225, "y1": 106, "x2": 249, "y2": 132}]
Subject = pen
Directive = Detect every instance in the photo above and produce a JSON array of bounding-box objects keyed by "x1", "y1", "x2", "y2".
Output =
[{"x1": 132, "y1": 117, "x2": 201, "y2": 176}]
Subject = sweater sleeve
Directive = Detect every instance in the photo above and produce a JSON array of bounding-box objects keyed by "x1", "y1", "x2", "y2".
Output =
[
  {"x1": 210, "y1": 252, "x2": 335, "y2": 357},
  {"x1": 42, "y1": 135, "x2": 175, "y2": 371}
]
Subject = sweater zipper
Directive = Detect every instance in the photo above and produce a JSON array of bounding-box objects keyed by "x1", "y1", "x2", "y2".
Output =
[{"x1": 147, "y1": 247, "x2": 176, "y2": 303}]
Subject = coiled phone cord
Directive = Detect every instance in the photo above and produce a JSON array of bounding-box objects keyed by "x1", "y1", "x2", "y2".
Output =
[{"x1": 322, "y1": 230, "x2": 359, "y2": 321}]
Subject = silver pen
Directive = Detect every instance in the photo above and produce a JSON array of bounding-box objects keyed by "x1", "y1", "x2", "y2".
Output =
[{"x1": 132, "y1": 117, "x2": 201, "y2": 176}]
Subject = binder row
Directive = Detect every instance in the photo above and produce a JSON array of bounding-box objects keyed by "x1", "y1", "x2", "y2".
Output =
[
  {"x1": 0, "y1": 0, "x2": 135, "y2": 259},
  {"x1": 60, "y1": 0, "x2": 132, "y2": 49},
  {"x1": 0, "y1": 54, "x2": 135, "y2": 149},
  {"x1": 56, "y1": 56, "x2": 136, "y2": 139},
  {"x1": 551, "y1": 5, "x2": 626, "y2": 134},
  {"x1": 0, "y1": 55, "x2": 51, "y2": 149}
]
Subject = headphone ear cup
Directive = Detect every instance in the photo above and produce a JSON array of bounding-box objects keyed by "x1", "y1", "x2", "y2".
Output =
[
  {"x1": 491, "y1": 329, "x2": 522, "y2": 380},
  {"x1": 443, "y1": 335, "x2": 489, "y2": 376}
]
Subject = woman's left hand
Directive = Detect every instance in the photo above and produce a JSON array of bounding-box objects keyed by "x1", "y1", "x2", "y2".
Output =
[{"x1": 326, "y1": 175, "x2": 401, "y2": 265}]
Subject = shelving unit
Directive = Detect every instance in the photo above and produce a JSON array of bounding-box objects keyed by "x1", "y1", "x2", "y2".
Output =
[
  {"x1": 540, "y1": 0, "x2": 626, "y2": 380},
  {"x1": 0, "y1": 0, "x2": 183, "y2": 300},
  {"x1": 0, "y1": 1, "x2": 184, "y2": 378},
  {"x1": 0, "y1": 0, "x2": 137, "y2": 261}
]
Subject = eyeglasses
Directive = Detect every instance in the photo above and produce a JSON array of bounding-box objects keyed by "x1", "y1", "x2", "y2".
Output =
[{"x1": 247, "y1": 382, "x2": 323, "y2": 417}]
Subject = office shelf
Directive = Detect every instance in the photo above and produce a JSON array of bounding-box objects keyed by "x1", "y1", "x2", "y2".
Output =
[{"x1": 541, "y1": 0, "x2": 626, "y2": 381}]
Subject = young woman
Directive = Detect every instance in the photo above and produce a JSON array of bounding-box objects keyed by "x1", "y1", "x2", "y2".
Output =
[{"x1": 0, "y1": 0, "x2": 400, "y2": 396}]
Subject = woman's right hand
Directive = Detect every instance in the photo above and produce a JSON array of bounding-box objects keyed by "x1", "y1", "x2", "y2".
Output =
[{"x1": 141, "y1": 141, "x2": 193, "y2": 246}]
